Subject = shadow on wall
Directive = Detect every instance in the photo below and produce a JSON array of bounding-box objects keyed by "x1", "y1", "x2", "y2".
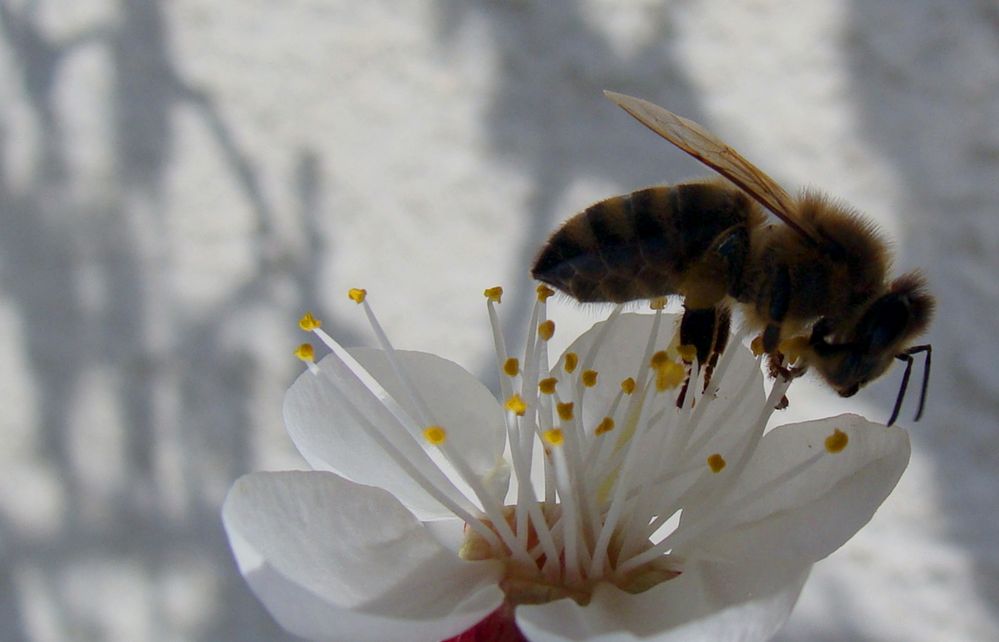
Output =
[
  {"x1": 844, "y1": 0, "x2": 999, "y2": 628},
  {"x1": 0, "y1": 0, "x2": 322, "y2": 639},
  {"x1": 432, "y1": 0, "x2": 709, "y2": 389}
]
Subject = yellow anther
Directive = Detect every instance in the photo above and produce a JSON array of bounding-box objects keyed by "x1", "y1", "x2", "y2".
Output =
[
  {"x1": 650, "y1": 350, "x2": 671, "y2": 368},
  {"x1": 750, "y1": 335, "x2": 765, "y2": 357},
  {"x1": 294, "y1": 343, "x2": 315, "y2": 362},
  {"x1": 557, "y1": 402, "x2": 574, "y2": 422},
  {"x1": 677, "y1": 344, "x2": 698, "y2": 363},
  {"x1": 543, "y1": 428, "x2": 564, "y2": 446},
  {"x1": 707, "y1": 453, "x2": 726, "y2": 473},
  {"x1": 298, "y1": 311, "x2": 322, "y2": 331},
  {"x1": 825, "y1": 428, "x2": 849, "y2": 453},
  {"x1": 595, "y1": 417, "x2": 615, "y2": 435},
  {"x1": 503, "y1": 357, "x2": 520, "y2": 377},
  {"x1": 649, "y1": 297, "x2": 667, "y2": 310},
  {"x1": 536, "y1": 284, "x2": 555, "y2": 302},
  {"x1": 348, "y1": 288, "x2": 367, "y2": 304},
  {"x1": 655, "y1": 361, "x2": 686, "y2": 391},
  {"x1": 621, "y1": 377, "x2": 636, "y2": 394},
  {"x1": 484, "y1": 286, "x2": 504, "y2": 303},
  {"x1": 582, "y1": 370, "x2": 598, "y2": 387},
  {"x1": 423, "y1": 425, "x2": 447, "y2": 446},
  {"x1": 538, "y1": 320, "x2": 555, "y2": 341},
  {"x1": 779, "y1": 336, "x2": 810, "y2": 365},
  {"x1": 505, "y1": 394, "x2": 527, "y2": 416},
  {"x1": 538, "y1": 377, "x2": 558, "y2": 395},
  {"x1": 563, "y1": 352, "x2": 578, "y2": 373}
]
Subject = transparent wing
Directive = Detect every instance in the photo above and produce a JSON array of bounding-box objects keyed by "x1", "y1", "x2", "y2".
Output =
[{"x1": 605, "y1": 91, "x2": 815, "y2": 241}]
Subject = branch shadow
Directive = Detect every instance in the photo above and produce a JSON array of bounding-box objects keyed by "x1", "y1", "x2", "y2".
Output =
[{"x1": 0, "y1": 0, "x2": 338, "y2": 639}]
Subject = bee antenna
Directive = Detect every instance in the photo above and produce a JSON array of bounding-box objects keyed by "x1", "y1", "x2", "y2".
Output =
[
  {"x1": 911, "y1": 344, "x2": 932, "y2": 421},
  {"x1": 888, "y1": 344, "x2": 932, "y2": 426}
]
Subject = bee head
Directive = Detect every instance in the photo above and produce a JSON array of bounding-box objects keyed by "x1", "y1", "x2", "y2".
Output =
[{"x1": 814, "y1": 271, "x2": 934, "y2": 396}]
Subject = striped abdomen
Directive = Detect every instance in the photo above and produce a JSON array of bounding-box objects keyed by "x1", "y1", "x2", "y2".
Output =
[{"x1": 532, "y1": 181, "x2": 755, "y2": 304}]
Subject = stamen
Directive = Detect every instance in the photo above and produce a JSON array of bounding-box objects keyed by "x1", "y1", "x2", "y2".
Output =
[
  {"x1": 650, "y1": 351, "x2": 670, "y2": 368},
  {"x1": 621, "y1": 378, "x2": 636, "y2": 394},
  {"x1": 484, "y1": 285, "x2": 513, "y2": 402},
  {"x1": 677, "y1": 344, "x2": 697, "y2": 363},
  {"x1": 582, "y1": 370, "x2": 598, "y2": 387},
  {"x1": 538, "y1": 320, "x2": 555, "y2": 341},
  {"x1": 557, "y1": 402, "x2": 574, "y2": 422},
  {"x1": 825, "y1": 428, "x2": 849, "y2": 453},
  {"x1": 536, "y1": 284, "x2": 555, "y2": 302},
  {"x1": 707, "y1": 453, "x2": 726, "y2": 473},
  {"x1": 546, "y1": 435, "x2": 583, "y2": 584},
  {"x1": 563, "y1": 352, "x2": 578, "y2": 373},
  {"x1": 423, "y1": 425, "x2": 447, "y2": 446},
  {"x1": 505, "y1": 394, "x2": 527, "y2": 416},
  {"x1": 504, "y1": 357, "x2": 520, "y2": 377},
  {"x1": 293, "y1": 343, "x2": 319, "y2": 374},
  {"x1": 298, "y1": 311, "x2": 322, "y2": 331},
  {"x1": 538, "y1": 377, "x2": 558, "y2": 395},
  {"x1": 348, "y1": 288, "x2": 367, "y2": 304},
  {"x1": 483, "y1": 286, "x2": 503, "y2": 303},
  {"x1": 595, "y1": 417, "x2": 615, "y2": 435},
  {"x1": 294, "y1": 343, "x2": 315, "y2": 362},
  {"x1": 655, "y1": 360, "x2": 685, "y2": 391},
  {"x1": 353, "y1": 292, "x2": 435, "y2": 428}
]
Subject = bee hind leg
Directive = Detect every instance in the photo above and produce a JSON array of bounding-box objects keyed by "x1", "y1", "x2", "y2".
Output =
[{"x1": 677, "y1": 305, "x2": 731, "y2": 407}]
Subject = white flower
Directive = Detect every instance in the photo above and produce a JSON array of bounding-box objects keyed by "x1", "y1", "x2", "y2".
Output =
[{"x1": 223, "y1": 286, "x2": 910, "y2": 642}]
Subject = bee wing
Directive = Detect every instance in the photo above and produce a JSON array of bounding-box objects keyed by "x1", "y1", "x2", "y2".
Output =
[{"x1": 605, "y1": 91, "x2": 815, "y2": 242}]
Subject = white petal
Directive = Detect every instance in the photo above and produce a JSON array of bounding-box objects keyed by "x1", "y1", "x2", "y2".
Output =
[
  {"x1": 222, "y1": 471, "x2": 504, "y2": 641},
  {"x1": 553, "y1": 313, "x2": 679, "y2": 435},
  {"x1": 351, "y1": 347, "x2": 508, "y2": 485},
  {"x1": 643, "y1": 337, "x2": 768, "y2": 513},
  {"x1": 284, "y1": 348, "x2": 507, "y2": 519},
  {"x1": 684, "y1": 413, "x2": 910, "y2": 566},
  {"x1": 517, "y1": 557, "x2": 809, "y2": 642}
]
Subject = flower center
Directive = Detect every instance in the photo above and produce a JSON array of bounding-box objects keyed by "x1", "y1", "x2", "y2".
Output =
[
  {"x1": 292, "y1": 284, "x2": 854, "y2": 613},
  {"x1": 458, "y1": 504, "x2": 682, "y2": 606}
]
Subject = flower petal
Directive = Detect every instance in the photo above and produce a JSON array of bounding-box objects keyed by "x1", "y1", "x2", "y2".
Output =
[
  {"x1": 684, "y1": 413, "x2": 910, "y2": 566},
  {"x1": 516, "y1": 556, "x2": 809, "y2": 642},
  {"x1": 223, "y1": 471, "x2": 504, "y2": 641},
  {"x1": 554, "y1": 313, "x2": 678, "y2": 423},
  {"x1": 284, "y1": 348, "x2": 507, "y2": 519},
  {"x1": 351, "y1": 347, "x2": 508, "y2": 488}
]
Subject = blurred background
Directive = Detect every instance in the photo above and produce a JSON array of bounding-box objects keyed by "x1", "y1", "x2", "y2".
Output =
[{"x1": 2, "y1": 0, "x2": 997, "y2": 640}]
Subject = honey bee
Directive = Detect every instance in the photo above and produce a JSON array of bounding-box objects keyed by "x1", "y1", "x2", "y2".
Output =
[{"x1": 532, "y1": 92, "x2": 934, "y2": 425}]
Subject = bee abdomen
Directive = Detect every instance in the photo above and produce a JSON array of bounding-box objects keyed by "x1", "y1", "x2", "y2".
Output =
[
  {"x1": 532, "y1": 182, "x2": 751, "y2": 304},
  {"x1": 531, "y1": 187, "x2": 676, "y2": 302}
]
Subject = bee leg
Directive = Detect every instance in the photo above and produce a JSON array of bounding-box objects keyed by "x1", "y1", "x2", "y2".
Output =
[
  {"x1": 677, "y1": 306, "x2": 730, "y2": 407},
  {"x1": 766, "y1": 350, "x2": 808, "y2": 382},
  {"x1": 762, "y1": 264, "x2": 792, "y2": 353},
  {"x1": 888, "y1": 344, "x2": 932, "y2": 425},
  {"x1": 703, "y1": 307, "x2": 731, "y2": 391}
]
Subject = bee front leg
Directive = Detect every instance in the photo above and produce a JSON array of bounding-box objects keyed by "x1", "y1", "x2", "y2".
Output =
[
  {"x1": 762, "y1": 263, "x2": 792, "y2": 353},
  {"x1": 766, "y1": 350, "x2": 808, "y2": 381}
]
